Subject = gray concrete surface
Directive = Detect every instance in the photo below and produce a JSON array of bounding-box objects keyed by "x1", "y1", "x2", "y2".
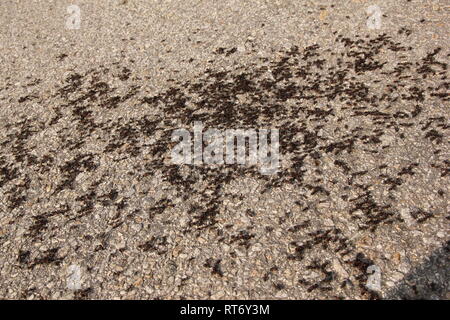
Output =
[{"x1": 0, "y1": 0, "x2": 448, "y2": 299}]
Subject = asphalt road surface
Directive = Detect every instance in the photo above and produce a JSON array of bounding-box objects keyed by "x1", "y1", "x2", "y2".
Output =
[{"x1": 0, "y1": 0, "x2": 448, "y2": 299}]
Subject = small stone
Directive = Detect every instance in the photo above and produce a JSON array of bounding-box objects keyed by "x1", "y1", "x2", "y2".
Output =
[
  {"x1": 275, "y1": 291, "x2": 287, "y2": 298},
  {"x1": 392, "y1": 252, "x2": 401, "y2": 265},
  {"x1": 323, "y1": 218, "x2": 334, "y2": 227},
  {"x1": 112, "y1": 233, "x2": 126, "y2": 250}
]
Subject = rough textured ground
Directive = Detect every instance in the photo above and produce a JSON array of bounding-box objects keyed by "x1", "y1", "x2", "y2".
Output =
[{"x1": 0, "y1": 0, "x2": 448, "y2": 299}]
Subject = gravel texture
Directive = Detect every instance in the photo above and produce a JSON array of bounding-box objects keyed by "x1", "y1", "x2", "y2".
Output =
[{"x1": 0, "y1": 0, "x2": 449, "y2": 299}]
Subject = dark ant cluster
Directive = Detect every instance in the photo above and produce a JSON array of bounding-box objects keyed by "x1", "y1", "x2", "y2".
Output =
[
  {"x1": 138, "y1": 235, "x2": 168, "y2": 255},
  {"x1": 17, "y1": 247, "x2": 64, "y2": 269},
  {"x1": 204, "y1": 258, "x2": 224, "y2": 277},
  {"x1": 1, "y1": 28, "x2": 448, "y2": 298}
]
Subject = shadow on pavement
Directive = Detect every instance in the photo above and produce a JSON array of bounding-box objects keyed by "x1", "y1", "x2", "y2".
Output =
[{"x1": 385, "y1": 241, "x2": 449, "y2": 300}]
